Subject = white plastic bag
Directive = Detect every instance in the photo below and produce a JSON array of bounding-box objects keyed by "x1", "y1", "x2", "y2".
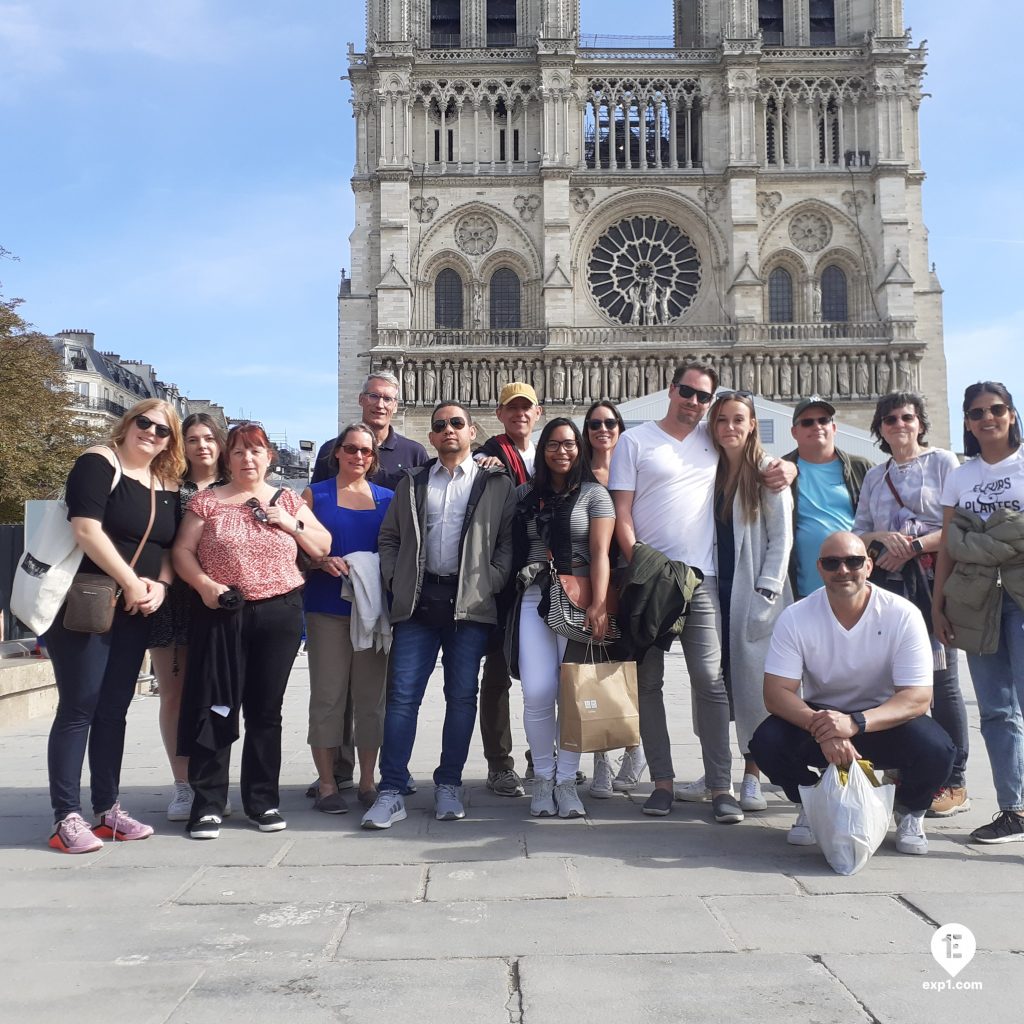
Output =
[{"x1": 799, "y1": 761, "x2": 895, "y2": 876}]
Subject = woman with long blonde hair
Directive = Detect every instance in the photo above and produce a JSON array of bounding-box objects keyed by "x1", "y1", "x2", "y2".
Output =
[{"x1": 46, "y1": 398, "x2": 185, "y2": 853}]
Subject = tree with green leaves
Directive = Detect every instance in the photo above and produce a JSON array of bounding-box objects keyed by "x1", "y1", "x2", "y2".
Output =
[{"x1": 0, "y1": 288, "x2": 81, "y2": 523}]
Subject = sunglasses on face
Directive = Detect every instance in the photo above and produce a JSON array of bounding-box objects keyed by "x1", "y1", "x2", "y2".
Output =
[
  {"x1": 967, "y1": 403, "x2": 1009, "y2": 421},
  {"x1": 544, "y1": 439, "x2": 578, "y2": 453},
  {"x1": 587, "y1": 418, "x2": 619, "y2": 431},
  {"x1": 244, "y1": 497, "x2": 269, "y2": 524},
  {"x1": 674, "y1": 383, "x2": 714, "y2": 404},
  {"x1": 716, "y1": 389, "x2": 754, "y2": 401},
  {"x1": 882, "y1": 413, "x2": 917, "y2": 426},
  {"x1": 819, "y1": 555, "x2": 867, "y2": 572},
  {"x1": 340, "y1": 443, "x2": 373, "y2": 457},
  {"x1": 361, "y1": 392, "x2": 397, "y2": 406},
  {"x1": 431, "y1": 416, "x2": 467, "y2": 432},
  {"x1": 797, "y1": 416, "x2": 833, "y2": 428},
  {"x1": 135, "y1": 414, "x2": 172, "y2": 439}
]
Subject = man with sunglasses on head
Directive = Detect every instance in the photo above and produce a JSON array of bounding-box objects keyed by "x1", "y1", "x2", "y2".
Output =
[
  {"x1": 362, "y1": 402, "x2": 517, "y2": 830},
  {"x1": 784, "y1": 396, "x2": 871, "y2": 599},
  {"x1": 308, "y1": 371, "x2": 429, "y2": 800},
  {"x1": 750, "y1": 531, "x2": 955, "y2": 856},
  {"x1": 610, "y1": 361, "x2": 795, "y2": 821},
  {"x1": 311, "y1": 371, "x2": 428, "y2": 490}
]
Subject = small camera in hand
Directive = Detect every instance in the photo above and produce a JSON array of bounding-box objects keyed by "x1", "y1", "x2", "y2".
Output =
[{"x1": 218, "y1": 587, "x2": 244, "y2": 610}]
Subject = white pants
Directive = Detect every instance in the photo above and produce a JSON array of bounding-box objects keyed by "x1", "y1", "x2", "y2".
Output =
[{"x1": 518, "y1": 585, "x2": 579, "y2": 784}]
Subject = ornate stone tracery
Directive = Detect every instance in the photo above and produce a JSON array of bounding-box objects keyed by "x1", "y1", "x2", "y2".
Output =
[
  {"x1": 587, "y1": 215, "x2": 702, "y2": 326},
  {"x1": 789, "y1": 211, "x2": 833, "y2": 252},
  {"x1": 455, "y1": 213, "x2": 497, "y2": 256}
]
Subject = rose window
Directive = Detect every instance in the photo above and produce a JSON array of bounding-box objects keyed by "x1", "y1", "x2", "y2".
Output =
[{"x1": 587, "y1": 216, "x2": 702, "y2": 325}]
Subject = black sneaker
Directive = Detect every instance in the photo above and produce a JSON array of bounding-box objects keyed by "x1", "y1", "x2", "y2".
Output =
[
  {"x1": 248, "y1": 809, "x2": 287, "y2": 833},
  {"x1": 188, "y1": 815, "x2": 221, "y2": 840},
  {"x1": 487, "y1": 769, "x2": 526, "y2": 797},
  {"x1": 305, "y1": 775, "x2": 354, "y2": 799},
  {"x1": 642, "y1": 789, "x2": 674, "y2": 816},
  {"x1": 970, "y1": 810, "x2": 1024, "y2": 844}
]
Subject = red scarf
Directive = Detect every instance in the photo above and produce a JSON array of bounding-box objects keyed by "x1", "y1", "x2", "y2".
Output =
[{"x1": 495, "y1": 434, "x2": 529, "y2": 485}]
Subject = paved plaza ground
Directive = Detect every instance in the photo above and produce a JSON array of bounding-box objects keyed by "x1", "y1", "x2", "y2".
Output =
[{"x1": 1, "y1": 648, "x2": 1021, "y2": 1022}]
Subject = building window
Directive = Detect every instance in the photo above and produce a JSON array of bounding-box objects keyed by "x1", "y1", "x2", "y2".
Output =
[
  {"x1": 765, "y1": 98, "x2": 790, "y2": 166},
  {"x1": 758, "y1": 0, "x2": 784, "y2": 45},
  {"x1": 821, "y1": 265, "x2": 848, "y2": 322},
  {"x1": 768, "y1": 268, "x2": 794, "y2": 322},
  {"x1": 809, "y1": 0, "x2": 836, "y2": 45},
  {"x1": 498, "y1": 128, "x2": 520, "y2": 162},
  {"x1": 434, "y1": 128, "x2": 454, "y2": 163},
  {"x1": 430, "y1": 0, "x2": 460, "y2": 49},
  {"x1": 435, "y1": 268, "x2": 464, "y2": 328},
  {"x1": 489, "y1": 268, "x2": 521, "y2": 328},
  {"x1": 487, "y1": 0, "x2": 517, "y2": 47}
]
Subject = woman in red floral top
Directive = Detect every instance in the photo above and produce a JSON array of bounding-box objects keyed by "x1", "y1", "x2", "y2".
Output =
[{"x1": 173, "y1": 423, "x2": 329, "y2": 839}]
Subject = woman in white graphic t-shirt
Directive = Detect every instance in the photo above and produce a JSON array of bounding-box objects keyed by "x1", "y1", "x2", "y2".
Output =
[{"x1": 933, "y1": 381, "x2": 1024, "y2": 846}]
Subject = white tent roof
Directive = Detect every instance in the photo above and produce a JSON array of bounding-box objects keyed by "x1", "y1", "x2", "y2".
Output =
[{"x1": 573, "y1": 390, "x2": 885, "y2": 465}]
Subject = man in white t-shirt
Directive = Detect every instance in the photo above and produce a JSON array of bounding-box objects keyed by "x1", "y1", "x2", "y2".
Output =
[
  {"x1": 750, "y1": 532, "x2": 955, "y2": 855},
  {"x1": 610, "y1": 361, "x2": 794, "y2": 822}
]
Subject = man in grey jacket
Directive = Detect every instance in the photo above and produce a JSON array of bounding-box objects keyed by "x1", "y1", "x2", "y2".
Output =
[{"x1": 362, "y1": 402, "x2": 517, "y2": 830}]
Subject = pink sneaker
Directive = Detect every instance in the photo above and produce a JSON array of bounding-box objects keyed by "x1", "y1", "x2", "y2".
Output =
[
  {"x1": 93, "y1": 802, "x2": 154, "y2": 842},
  {"x1": 49, "y1": 812, "x2": 104, "y2": 854}
]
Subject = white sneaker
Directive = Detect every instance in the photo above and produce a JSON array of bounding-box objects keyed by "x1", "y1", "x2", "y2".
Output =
[
  {"x1": 739, "y1": 773, "x2": 768, "y2": 812},
  {"x1": 167, "y1": 780, "x2": 193, "y2": 821},
  {"x1": 589, "y1": 753, "x2": 615, "y2": 798},
  {"x1": 612, "y1": 746, "x2": 647, "y2": 792},
  {"x1": 674, "y1": 775, "x2": 711, "y2": 802},
  {"x1": 787, "y1": 805, "x2": 816, "y2": 846},
  {"x1": 895, "y1": 811, "x2": 928, "y2": 855},
  {"x1": 530, "y1": 777, "x2": 557, "y2": 817},
  {"x1": 554, "y1": 779, "x2": 586, "y2": 818}
]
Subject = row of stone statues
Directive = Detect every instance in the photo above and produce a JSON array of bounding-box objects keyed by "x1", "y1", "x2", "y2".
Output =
[{"x1": 378, "y1": 350, "x2": 922, "y2": 407}]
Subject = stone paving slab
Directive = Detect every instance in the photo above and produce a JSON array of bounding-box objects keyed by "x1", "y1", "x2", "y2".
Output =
[
  {"x1": 900, "y1": 892, "x2": 1024, "y2": 952},
  {"x1": 705, "y1": 893, "x2": 934, "y2": 953},
  {"x1": 822, "y1": 953, "x2": 1024, "y2": 1021},
  {"x1": 426, "y1": 856, "x2": 572, "y2": 901},
  {"x1": 518, "y1": 953, "x2": 871, "y2": 1023},
  {"x1": 164, "y1": 959, "x2": 515, "y2": 1024},
  {"x1": 340, "y1": 895, "x2": 734, "y2": 959},
  {"x1": 0, "y1": 865, "x2": 195, "y2": 908}
]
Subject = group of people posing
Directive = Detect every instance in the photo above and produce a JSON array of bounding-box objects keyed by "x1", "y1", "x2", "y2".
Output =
[{"x1": 43, "y1": 364, "x2": 1024, "y2": 858}]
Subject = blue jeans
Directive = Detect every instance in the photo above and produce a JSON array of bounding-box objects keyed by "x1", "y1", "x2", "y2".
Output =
[
  {"x1": 45, "y1": 606, "x2": 151, "y2": 821},
  {"x1": 379, "y1": 617, "x2": 492, "y2": 791},
  {"x1": 966, "y1": 593, "x2": 1024, "y2": 812}
]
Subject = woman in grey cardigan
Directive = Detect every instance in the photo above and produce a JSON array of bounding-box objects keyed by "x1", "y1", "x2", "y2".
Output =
[{"x1": 707, "y1": 390, "x2": 794, "y2": 815}]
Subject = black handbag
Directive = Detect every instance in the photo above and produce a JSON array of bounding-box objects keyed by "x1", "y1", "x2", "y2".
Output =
[{"x1": 63, "y1": 475, "x2": 157, "y2": 634}]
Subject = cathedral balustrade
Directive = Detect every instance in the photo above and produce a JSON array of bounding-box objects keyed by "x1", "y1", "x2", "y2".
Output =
[{"x1": 371, "y1": 342, "x2": 925, "y2": 410}]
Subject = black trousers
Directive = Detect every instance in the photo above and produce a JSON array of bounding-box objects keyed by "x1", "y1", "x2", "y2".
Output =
[
  {"x1": 188, "y1": 591, "x2": 303, "y2": 822},
  {"x1": 478, "y1": 629, "x2": 514, "y2": 773},
  {"x1": 750, "y1": 712, "x2": 955, "y2": 814}
]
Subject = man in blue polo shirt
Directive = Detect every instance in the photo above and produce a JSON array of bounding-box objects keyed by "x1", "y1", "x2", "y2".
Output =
[{"x1": 783, "y1": 396, "x2": 871, "y2": 598}]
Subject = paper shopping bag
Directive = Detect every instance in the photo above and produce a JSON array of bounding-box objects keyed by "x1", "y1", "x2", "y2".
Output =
[{"x1": 558, "y1": 658, "x2": 640, "y2": 753}]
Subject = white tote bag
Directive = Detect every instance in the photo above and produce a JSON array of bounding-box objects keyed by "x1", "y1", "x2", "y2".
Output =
[
  {"x1": 799, "y1": 761, "x2": 895, "y2": 876},
  {"x1": 11, "y1": 452, "x2": 122, "y2": 636}
]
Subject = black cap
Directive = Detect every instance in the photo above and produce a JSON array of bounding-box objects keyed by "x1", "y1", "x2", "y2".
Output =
[{"x1": 792, "y1": 395, "x2": 837, "y2": 423}]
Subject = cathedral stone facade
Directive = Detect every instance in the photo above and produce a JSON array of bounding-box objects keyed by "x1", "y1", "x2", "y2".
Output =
[{"x1": 339, "y1": 0, "x2": 949, "y2": 443}]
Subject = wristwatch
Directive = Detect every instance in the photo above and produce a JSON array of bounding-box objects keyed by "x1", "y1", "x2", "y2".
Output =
[
  {"x1": 851, "y1": 711, "x2": 867, "y2": 735},
  {"x1": 294, "y1": 519, "x2": 304, "y2": 533},
  {"x1": 755, "y1": 587, "x2": 777, "y2": 601},
  {"x1": 911, "y1": 538, "x2": 924, "y2": 555}
]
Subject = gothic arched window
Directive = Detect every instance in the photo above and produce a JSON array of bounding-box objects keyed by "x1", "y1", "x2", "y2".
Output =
[
  {"x1": 821, "y1": 265, "x2": 848, "y2": 322},
  {"x1": 487, "y1": 0, "x2": 517, "y2": 46},
  {"x1": 768, "y1": 268, "x2": 794, "y2": 322},
  {"x1": 759, "y1": 0, "x2": 784, "y2": 45},
  {"x1": 435, "y1": 269, "x2": 464, "y2": 328},
  {"x1": 809, "y1": 0, "x2": 836, "y2": 45},
  {"x1": 489, "y1": 268, "x2": 521, "y2": 328},
  {"x1": 431, "y1": 0, "x2": 461, "y2": 49}
]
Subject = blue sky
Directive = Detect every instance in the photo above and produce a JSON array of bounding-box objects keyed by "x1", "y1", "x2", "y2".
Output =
[{"x1": 1, "y1": 1, "x2": 1018, "y2": 449}]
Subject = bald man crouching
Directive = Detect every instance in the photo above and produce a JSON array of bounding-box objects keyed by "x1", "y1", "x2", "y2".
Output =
[{"x1": 749, "y1": 531, "x2": 955, "y2": 856}]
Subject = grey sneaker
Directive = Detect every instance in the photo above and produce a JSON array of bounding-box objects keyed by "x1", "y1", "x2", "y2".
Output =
[
  {"x1": 554, "y1": 779, "x2": 586, "y2": 818},
  {"x1": 739, "y1": 773, "x2": 768, "y2": 812},
  {"x1": 530, "y1": 777, "x2": 556, "y2": 817},
  {"x1": 712, "y1": 793, "x2": 744, "y2": 824},
  {"x1": 589, "y1": 753, "x2": 615, "y2": 798},
  {"x1": 361, "y1": 789, "x2": 406, "y2": 830},
  {"x1": 486, "y1": 769, "x2": 526, "y2": 797},
  {"x1": 434, "y1": 784, "x2": 465, "y2": 821},
  {"x1": 895, "y1": 811, "x2": 928, "y2": 855},
  {"x1": 612, "y1": 746, "x2": 647, "y2": 792},
  {"x1": 674, "y1": 775, "x2": 711, "y2": 802},
  {"x1": 167, "y1": 780, "x2": 193, "y2": 822}
]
